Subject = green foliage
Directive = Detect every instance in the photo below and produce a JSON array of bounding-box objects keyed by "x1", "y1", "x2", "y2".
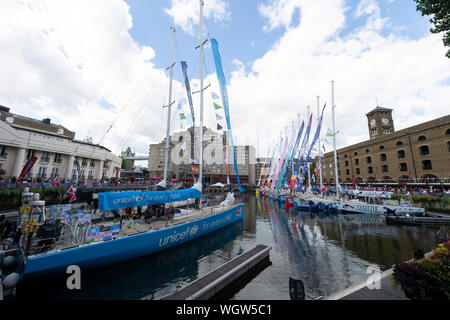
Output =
[
  {"x1": 392, "y1": 241, "x2": 450, "y2": 299},
  {"x1": 414, "y1": 0, "x2": 450, "y2": 58}
]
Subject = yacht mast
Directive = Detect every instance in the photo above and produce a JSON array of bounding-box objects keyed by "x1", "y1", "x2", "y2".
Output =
[
  {"x1": 317, "y1": 96, "x2": 323, "y2": 193},
  {"x1": 162, "y1": 27, "x2": 175, "y2": 187},
  {"x1": 307, "y1": 105, "x2": 311, "y2": 190},
  {"x1": 331, "y1": 80, "x2": 339, "y2": 198},
  {"x1": 198, "y1": 0, "x2": 204, "y2": 206}
]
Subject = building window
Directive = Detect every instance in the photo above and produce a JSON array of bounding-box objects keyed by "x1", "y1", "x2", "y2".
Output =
[
  {"x1": 380, "y1": 154, "x2": 387, "y2": 161},
  {"x1": 88, "y1": 170, "x2": 93, "y2": 180},
  {"x1": 345, "y1": 160, "x2": 349, "y2": 167},
  {"x1": 447, "y1": 141, "x2": 450, "y2": 152},
  {"x1": 0, "y1": 145, "x2": 7, "y2": 159},
  {"x1": 50, "y1": 167, "x2": 59, "y2": 179},
  {"x1": 81, "y1": 158, "x2": 87, "y2": 166},
  {"x1": 396, "y1": 141, "x2": 403, "y2": 146},
  {"x1": 382, "y1": 127, "x2": 391, "y2": 134},
  {"x1": 354, "y1": 152, "x2": 358, "y2": 156},
  {"x1": 400, "y1": 163, "x2": 408, "y2": 172},
  {"x1": 89, "y1": 159, "x2": 95, "y2": 168},
  {"x1": 346, "y1": 169, "x2": 350, "y2": 175},
  {"x1": 356, "y1": 168, "x2": 360, "y2": 175},
  {"x1": 38, "y1": 167, "x2": 47, "y2": 178},
  {"x1": 422, "y1": 160, "x2": 432, "y2": 170},
  {"x1": 418, "y1": 135, "x2": 427, "y2": 141},
  {"x1": 354, "y1": 159, "x2": 359, "y2": 165},
  {"x1": 419, "y1": 146, "x2": 430, "y2": 156},
  {"x1": 368, "y1": 167, "x2": 373, "y2": 174},
  {"x1": 41, "y1": 152, "x2": 50, "y2": 163},
  {"x1": 379, "y1": 145, "x2": 385, "y2": 150},
  {"x1": 365, "y1": 149, "x2": 370, "y2": 153},
  {"x1": 446, "y1": 129, "x2": 450, "y2": 135},
  {"x1": 366, "y1": 156, "x2": 372, "y2": 164},
  {"x1": 382, "y1": 165, "x2": 389, "y2": 173},
  {"x1": 371, "y1": 129, "x2": 377, "y2": 136},
  {"x1": 53, "y1": 153, "x2": 62, "y2": 164},
  {"x1": 26, "y1": 149, "x2": 36, "y2": 160}
]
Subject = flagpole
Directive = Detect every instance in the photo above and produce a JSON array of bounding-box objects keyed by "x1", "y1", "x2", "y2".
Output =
[
  {"x1": 331, "y1": 80, "x2": 339, "y2": 199},
  {"x1": 317, "y1": 96, "x2": 323, "y2": 194}
]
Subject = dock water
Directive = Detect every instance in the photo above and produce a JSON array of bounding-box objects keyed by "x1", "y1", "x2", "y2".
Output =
[{"x1": 144, "y1": 245, "x2": 271, "y2": 300}]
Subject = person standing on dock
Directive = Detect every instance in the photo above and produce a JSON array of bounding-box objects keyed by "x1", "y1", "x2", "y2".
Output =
[{"x1": 436, "y1": 226, "x2": 448, "y2": 244}]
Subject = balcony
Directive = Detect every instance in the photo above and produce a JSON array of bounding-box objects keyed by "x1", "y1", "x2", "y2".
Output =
[{"x1": 41, "y1": 157, "x2": 50, "y2": 163}]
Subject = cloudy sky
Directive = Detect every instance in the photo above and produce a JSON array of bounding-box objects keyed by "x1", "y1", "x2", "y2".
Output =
[{"x1": 1, "y1": 0, "x2": 449, "y2": 161}]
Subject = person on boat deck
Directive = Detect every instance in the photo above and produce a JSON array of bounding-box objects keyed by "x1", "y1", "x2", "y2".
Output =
[
  {"x1": 35, "y1": 220, "x2": 56, "y2": 252},
  {"x1": 436, "y1": 226, "x2": 448, "y2": 244}
]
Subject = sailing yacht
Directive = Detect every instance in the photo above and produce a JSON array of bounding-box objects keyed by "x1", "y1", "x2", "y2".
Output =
[{"x1": 12, "y1": 0, "x2": 244, "y2": 280}]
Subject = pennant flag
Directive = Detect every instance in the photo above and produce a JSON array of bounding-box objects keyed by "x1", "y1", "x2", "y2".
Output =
[
  {"x1": 17, "y1": 156, "x2": 38, "y2": 183},
  {"x1": 54, "y1": 176, "x2": 61, "y2": 187},
  {"x1": 213, "y1": 102, "x2": 223, "y2": 110},
  {"x1": 215, "y1": 113, "x2": 223, "y2": 120},
  {"x1": 181, "y1": 61, "x2": 195, "y2": 125},
  {"x1": 180, "y1": 113, "x2": 186, "y2": 120},
  {"x1": 211, "y1": 92, "x2": 220, "y2": 100},
  {"x1": 296, "y1": 104, "x2": 327, "y2": 192},
  {"x1": 326, "y1": 128, "x2": 334, "y2": 137},
  {"x1": 68, "y1": 186, "x2": 75, "y2": 194},
  {"x1": 217, "y1": 123, "x2": 223, "y2": 131},
  {"x1": 69, "y1": 194, "x2": 76, "y2": 203}
]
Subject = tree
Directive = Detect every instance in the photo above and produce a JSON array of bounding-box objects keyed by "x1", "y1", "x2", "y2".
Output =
[{"x1": 414, "y1": 0, "x2": 450, "y2": 58}]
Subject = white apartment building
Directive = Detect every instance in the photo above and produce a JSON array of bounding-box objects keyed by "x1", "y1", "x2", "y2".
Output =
[{"x1": 0, "y1": 106, "x2": 122, "y2": 182}]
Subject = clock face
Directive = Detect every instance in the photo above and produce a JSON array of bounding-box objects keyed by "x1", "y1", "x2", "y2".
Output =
[
  {"x1": 370, "y1": 119, "x2": 376, "y2": 127},
  {"x1": 382, "y1": 118, "x2": 389, "y2": 124}
]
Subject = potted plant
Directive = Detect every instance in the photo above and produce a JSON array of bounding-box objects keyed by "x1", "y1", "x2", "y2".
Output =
[{"x1": 392, "y1": 241, "x2": 450, "y2": 300}]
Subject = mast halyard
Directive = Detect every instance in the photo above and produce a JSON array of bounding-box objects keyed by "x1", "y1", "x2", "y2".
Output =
[
  {"x1": 161, "y1": 26, "x2": 176, "y2": 189},
  {"x1": 306, "y1": 105, "x2": 311, "y2": 191}
]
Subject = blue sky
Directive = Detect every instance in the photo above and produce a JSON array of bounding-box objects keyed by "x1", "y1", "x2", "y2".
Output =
[
  {"x1": 124, "y1": 0, "x2": 430, "y2": 85},
  {"x1": 0, "y1": 0, "x2": 448, "y2": 159}
]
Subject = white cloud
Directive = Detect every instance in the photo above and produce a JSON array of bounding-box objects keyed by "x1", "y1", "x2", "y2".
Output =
[
  {"x1": 227, "y1": 0, "x2": 450, "y2": 158},
  {"x1": 0, "y1": 0, "x2": 189, "y2": 156},
  {"x1": 164, "y1": 0, "x2": 230, "y2": 35}
]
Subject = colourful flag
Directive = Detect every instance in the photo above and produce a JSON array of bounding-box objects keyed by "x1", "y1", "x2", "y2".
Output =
[
  {"x1": 217, "y1": 123, "x2": 223, "y2": 131},
  {"x1": 181, "y1": 61, "x2": 195, "y2": 125},
  {"x1": 54, "y1": 176, "x2": 61, "y2": 187},
  {"x1": 180, "y1": 113, "x2": 186, "y2": 120},
  {"x1": 191, "y1": 165, "x2": 199, "y2": 174},
  {"x1": 215, "y1": 113, "x2": 223, "y2": 120},
  {"x1": 214, "y1": 103, "x2": 222, "y2": 110}
]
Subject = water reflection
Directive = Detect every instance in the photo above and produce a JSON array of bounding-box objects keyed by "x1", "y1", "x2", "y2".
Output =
[{"x1": 15, "y1": 193, "x2": 439, "y2": 300}]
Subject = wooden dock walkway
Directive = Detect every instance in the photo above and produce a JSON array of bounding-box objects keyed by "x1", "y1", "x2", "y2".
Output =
[{"x1": 144, "y1": 245, "x2": 271, "y2": 300}]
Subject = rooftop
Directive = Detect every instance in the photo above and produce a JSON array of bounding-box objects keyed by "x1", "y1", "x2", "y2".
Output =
[{"x1": 366, "y1": 105, "x2": 393, "y2": 117}]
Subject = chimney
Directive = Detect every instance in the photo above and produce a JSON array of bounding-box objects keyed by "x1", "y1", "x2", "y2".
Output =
[{"x1": 42, "y1": 118, "x2": 51, "y2": 124}]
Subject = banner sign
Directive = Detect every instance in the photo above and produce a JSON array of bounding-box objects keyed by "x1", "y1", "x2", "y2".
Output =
[
  {"x1": 17, "y1": 156, "x2": 38, "y2": 183},
  {"x1": 86, "y1": 224, "x2": 120, "y2": 243},
  {"x1": 98, "y1": 187, "x2": 203, "y2": 211}
]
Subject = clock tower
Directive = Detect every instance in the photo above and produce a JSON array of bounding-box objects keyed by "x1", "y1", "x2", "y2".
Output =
[{"x1": 366, "y1": 105, "x2": 395, "y2": 139}]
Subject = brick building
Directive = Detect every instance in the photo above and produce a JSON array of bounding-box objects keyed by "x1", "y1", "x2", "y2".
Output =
[{"x1": 319, "y1": 106, "x2": 450, "y2": 185}]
